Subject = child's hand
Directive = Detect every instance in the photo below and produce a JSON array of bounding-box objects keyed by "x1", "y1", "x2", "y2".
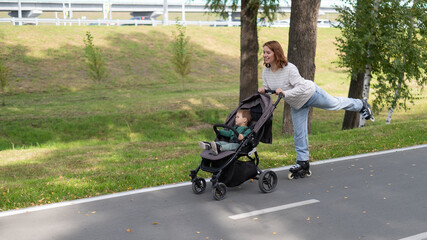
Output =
[{"x1": 238, "y1": 134, "x2": 244, "y2": 141}]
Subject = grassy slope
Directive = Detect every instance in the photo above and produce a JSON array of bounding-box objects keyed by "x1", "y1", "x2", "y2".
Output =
[{"x1": 0, "y1": 26, "x2": 425, "y2": 211}]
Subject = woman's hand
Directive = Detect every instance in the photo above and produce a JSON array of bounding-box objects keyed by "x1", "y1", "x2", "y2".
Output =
[
  {"x1": 276, "y1": 88, "x2": 285, "y2": 97},
  {"x1": 258, "y1": 86, "x2": 266, "y2": 93}
]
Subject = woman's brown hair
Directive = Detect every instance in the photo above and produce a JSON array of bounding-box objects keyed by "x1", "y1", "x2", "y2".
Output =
[{"x1": 263, "y1": 41, "x2": 288, "y2": 68}]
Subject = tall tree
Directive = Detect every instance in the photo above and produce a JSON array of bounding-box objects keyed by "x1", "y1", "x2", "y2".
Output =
[
  {"x1": 338, "y1": 0, "x2": 370, "y2": 130},
  {"x1": 373, "y1": 0, "x2": 426, "y2": 123},
  {"x1": 283, "y1": 0, "x2": 321, "y2": 135},
  {"x1": 359, "y1": 0, "x2": 380, "y2": 127},
  {"x1": 335, "y1": 0, "x2": 381, "y2": 129},
  {"x1": 239, "y1": 0, "x2": 260, "y2": 102},
  {"x1": 205, "y1": 0, "x2": 279, "y2": 102},
  {"x1": 336, "y1": 0, "x2": 426, "y2": 126}
]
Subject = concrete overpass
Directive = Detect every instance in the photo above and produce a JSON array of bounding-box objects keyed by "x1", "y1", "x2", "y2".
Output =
[{"x1": 0, "y1": 0, "x2": 338, "y2": 21}]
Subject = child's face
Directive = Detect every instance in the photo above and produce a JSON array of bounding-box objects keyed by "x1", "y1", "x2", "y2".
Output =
[{"x1": 235, "y1": 112, "x2": 247, "y2": 126}]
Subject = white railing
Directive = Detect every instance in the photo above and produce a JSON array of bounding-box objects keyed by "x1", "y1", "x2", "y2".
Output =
[
  {"x1": 0, "y1": 17, "x2": 333, "y2": 27},
  {"x1": 0, "y1": 17, "x2": 243, "y2": 27}
]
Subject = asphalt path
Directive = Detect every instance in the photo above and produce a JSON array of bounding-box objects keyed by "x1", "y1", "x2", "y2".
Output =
[{"x1": 1, "y1": 145, "x2": 426, "y2": 240}]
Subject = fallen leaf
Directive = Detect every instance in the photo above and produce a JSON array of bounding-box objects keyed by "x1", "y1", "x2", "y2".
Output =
[
  {"x1": 153, "y1": 222, "x2": 158, "y2": 225},
  {"x1": 126, "y1": 229, "x2": 132, "y2": 232}
]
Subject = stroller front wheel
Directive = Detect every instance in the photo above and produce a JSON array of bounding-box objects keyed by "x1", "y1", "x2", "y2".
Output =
[
  {"x1": 212, "y1": 183, "x2": 227, "y2": 201},
  {"x1": 259, "y1": 170, "x2": 278, "y2": 193},
  {"x1": 192, "y1": 178, "x2": 207, "y2": 194}
]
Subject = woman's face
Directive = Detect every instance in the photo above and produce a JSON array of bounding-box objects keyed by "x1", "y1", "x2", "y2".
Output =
[{"x1": 263, "y1": 45, "x2": 275, "y2": 65}]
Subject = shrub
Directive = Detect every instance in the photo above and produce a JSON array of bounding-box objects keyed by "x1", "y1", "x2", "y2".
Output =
[{"x1": 83, "y1": 31, "x2": 107, "y2": 84}]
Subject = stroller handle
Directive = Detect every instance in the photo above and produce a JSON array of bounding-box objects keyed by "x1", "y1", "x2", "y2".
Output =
[{"x1": 265, "y1": 89, "x2": 283, "y2": 107}]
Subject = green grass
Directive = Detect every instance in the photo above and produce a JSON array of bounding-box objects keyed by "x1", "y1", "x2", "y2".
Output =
[{"x1": 0, "y1": 26, "x2": 426, "y2": 212}]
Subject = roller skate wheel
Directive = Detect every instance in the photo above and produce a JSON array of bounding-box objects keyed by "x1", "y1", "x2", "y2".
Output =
[
  {"x1": 306, "y1": 170, "x2": 312, "y2": 177},
  {"x1": 287, "y1": 172, "x2": 294, "y2": 180}
]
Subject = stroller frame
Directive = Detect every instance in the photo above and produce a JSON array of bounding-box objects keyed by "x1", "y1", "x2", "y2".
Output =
[{"x1": 190, "y1": 91, "x2": 282, "y2": 200}]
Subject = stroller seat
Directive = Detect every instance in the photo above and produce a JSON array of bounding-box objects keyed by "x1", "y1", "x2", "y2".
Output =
[{"x1": 200, "y1": 149, "x2": 235, "y2": 161}]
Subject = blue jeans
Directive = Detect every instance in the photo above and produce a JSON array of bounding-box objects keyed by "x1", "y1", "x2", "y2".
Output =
[{"x1": 291, "y1": 84, "x2": 363, "y2": 161}]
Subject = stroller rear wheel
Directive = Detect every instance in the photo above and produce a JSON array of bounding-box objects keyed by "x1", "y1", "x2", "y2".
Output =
[
  {"x1": 192, "y1": 178, "x2": 207, "y2": 194},
  {"x1": 258, "y1": 170, "x2": 278, "y2": 193},
  {"x1": 212, "y1": 183, "x2": 227, "y2": 201}
]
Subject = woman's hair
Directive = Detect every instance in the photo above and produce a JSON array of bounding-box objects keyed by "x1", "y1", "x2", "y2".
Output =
[
  {"x1": 263, "y1": 40, "x2": 288, "y2": 68},
  {"x1": 238, "y1": 109, "x2": 252, "y2": 124}
]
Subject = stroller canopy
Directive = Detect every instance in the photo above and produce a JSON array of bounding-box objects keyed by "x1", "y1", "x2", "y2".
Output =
[{"x1": 224, "y1": 93, "x2": 274, "y2": 144}]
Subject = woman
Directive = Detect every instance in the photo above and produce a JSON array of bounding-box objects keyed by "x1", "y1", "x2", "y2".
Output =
[{"x1": 258, "y1": 40, "x2": 374, "y2": 179}]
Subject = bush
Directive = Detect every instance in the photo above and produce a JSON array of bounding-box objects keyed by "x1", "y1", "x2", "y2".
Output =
[
  {"x1": 83, "y1": 31, "x2": 107, "y2": 84},
  {"x1": 171, "y1": 23, "x2": 192, "y2": 91}
]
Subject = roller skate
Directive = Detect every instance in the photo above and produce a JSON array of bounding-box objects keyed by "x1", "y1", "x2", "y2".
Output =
[
  {"x1": 288, "y1": 161, "x2": 312, "y2": 180},
  {"x1": 360, "y1": 99, "x2": 375, "y2": 122}
]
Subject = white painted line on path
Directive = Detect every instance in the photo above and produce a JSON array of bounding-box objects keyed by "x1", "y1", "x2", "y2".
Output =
[
  {"x1": 272, "y1": 144, "x2": 427, "y2": 172},
  {"x1": 399, "y1": 232, "x2": 427, "y2": 240},
  {"x1": 1, "y1": 144, "x2": 425, "y2": 218},
  {"x1": 228, "y1": 199, "x2": 320, "y2": 220},
  {"x1": 0, "y1": 182, "x2": 191, "y2": 218}
]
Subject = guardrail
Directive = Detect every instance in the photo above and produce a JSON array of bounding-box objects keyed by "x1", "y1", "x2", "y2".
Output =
[
  {"x1": 0, "y1": 17, "x2": 333, "y2": 27},
  {"x1": 0, "y1": 17, "x2": 243, "y2": 27}
]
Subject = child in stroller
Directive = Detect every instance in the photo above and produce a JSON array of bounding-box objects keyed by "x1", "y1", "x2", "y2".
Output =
[
  {"x1": 189, "y1": 91, "x2": 282, "y2": 200},
  {"x1": 198, "y1": 109, "x2": 252, "y2": 155}
]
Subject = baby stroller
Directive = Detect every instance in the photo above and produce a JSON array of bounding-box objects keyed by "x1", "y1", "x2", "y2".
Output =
[{"x1": 189, "y1": 90, "x2": 282, "y2": 200}]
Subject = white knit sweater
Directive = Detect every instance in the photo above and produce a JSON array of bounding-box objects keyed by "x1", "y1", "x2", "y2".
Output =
[{"x1": 262, "y1": 63, "x2": 315, "y2": 110}]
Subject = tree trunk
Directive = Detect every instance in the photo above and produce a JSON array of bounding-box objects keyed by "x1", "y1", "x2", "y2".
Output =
[
  {"x1": 284, "y1": 0, "x2": 320, "y2": 135},
  {"x1": 342, "y1": 72, "x2": 364, "y2": 129},
  {"x1": 359, "y1": 0, "x2": 381, "y2": 128},
  {"x1": 239, "y1": 0, "x2": 259, "y2": 102},
  {"x1": 386, "y1": 82, "x2": 401, "y2": 124}
]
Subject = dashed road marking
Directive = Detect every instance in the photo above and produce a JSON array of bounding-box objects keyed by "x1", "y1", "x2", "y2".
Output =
[{"x1": 228, "y1": 199, "x2": 320, "y2": 220}]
